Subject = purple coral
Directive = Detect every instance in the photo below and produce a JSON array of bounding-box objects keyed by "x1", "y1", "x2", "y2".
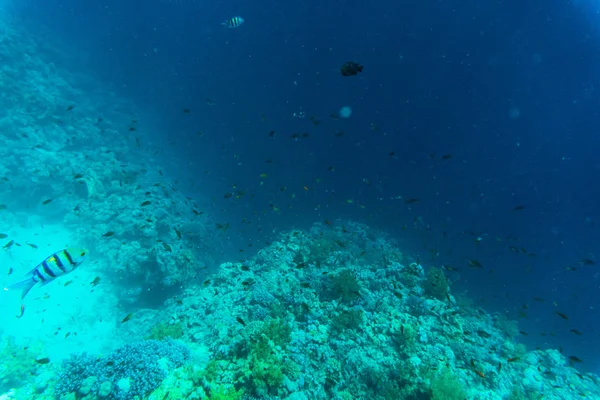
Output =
[{"x1": 54, "y1": 339, "x2": 190, "y2": 399}]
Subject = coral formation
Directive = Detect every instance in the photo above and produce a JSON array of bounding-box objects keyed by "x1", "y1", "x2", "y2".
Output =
[
  {"x1": 424, "y1": 266, "x2": 450, "y2": 300},
  {"x1": 54, "y1": 340, "x2": 190, "y2": 399},
  {"x1": 0, "y1": 337, "x2": 38, "y2": 393},
  {"x1": 146, "y1": 321, "x2": 185, "y2": 341}
]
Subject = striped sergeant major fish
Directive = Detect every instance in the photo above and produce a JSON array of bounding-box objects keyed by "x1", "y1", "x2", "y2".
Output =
[
  {"x1": 7, "y1": 248, "x2": 87, "y2": 300},
  {"x1": 222, "y1": 16, "x2": 244, "y2": 28}
]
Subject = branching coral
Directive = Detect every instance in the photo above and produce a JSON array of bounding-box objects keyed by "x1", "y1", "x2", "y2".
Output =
[
  {"x1": 330, "y1": 269, "x2": 361, "y2": 303},
  {"x1": 430, "y1": 368, "x2": 467, "y2": 400},
  {"x1": 54, "y1": 339, "x2": 190, "y2": 399}
]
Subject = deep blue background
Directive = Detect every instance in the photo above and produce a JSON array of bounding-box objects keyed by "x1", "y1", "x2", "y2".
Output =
[{"x1": 10, "y1": 0, "x2": 600, "y2": 371}]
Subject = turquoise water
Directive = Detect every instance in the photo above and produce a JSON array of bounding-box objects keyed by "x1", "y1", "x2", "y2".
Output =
[{"x1": 0, "y1": 8, "x2": 598, "y2": 400}]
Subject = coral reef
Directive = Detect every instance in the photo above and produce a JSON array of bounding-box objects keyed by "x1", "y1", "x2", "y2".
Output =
[
  {"x1": 146, "y1": 321, "x2": 185, "y2": 341},
  {"x1": 0, "y1": 5, "x2": 594, "y2": 400},
  {"x1": 0, "y1": 337, "x2": 38, "y2": 393},
  {"x1": 129, "y1": 221, "x2": 600, "y2": 400},
  {"x1": 54, "y1": 339, "x2": 190, "y2": 400},
  {"x1": 424, "y1": 266, "x2": 450, "y2": 300}
]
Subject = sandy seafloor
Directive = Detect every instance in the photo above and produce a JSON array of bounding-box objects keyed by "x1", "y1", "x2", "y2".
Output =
[{"x1": 0, "y1": 12, "x2": 598, "y2": 400}]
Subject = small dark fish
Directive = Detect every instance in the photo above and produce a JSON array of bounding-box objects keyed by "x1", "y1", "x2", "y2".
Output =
[
  {"x1": 162, "y1": 243, "x2": 172, "y2": 252},
  {"x1": 268, "y1": 131, "x2": 276, "y2": 138},
  {"x1": 3, "y1": 240, "x2": 14, "y2": 249},
  {"x1": 519, "y1": 330, "x2": 529, "y2": 336},
  {"x1": 8, "y1": 267, "x2": 13, "y2": 275},
  {"x1": 73, "y1": 173, "x2": 84, "y2": 179},
  {"x1": 404, "y1": 198, "x2": 419, "y2": 204},
  {"x1": 224, "y1": 192, "x2": 233, "y2": 199},
  {"x1": 183, "y1": 108, "x2": 192, "y2": 114},
  {"x1": 468, "y1": 259, "x2": 483, "y2": 268},
  {"x1": 334, "y1": 131, "x2": 345, "y2": 137},
  {"x1": 140, "y1": 201, "x2": 151, "y2": 207},
  {"x1": 65, "y1": 332, "x2": 71, "y2": 338},
  {"x1": 216, "y1": 223, "x2": 230, "y2": 232},
  {"x1": 16, "y1": 304, "x2": 24, "y2": 318},
  {"x1": 35, "y1": 357, "x2": 50, "y2": 364},
  {"x1": 90, "y1": 277, "x2": 101, "y2": 287},
  {"x1": 236, "y1": 317, "x2": 246, "y2": 326},
  {"x1": 569, "y1": 356, "x2": 583, "y2": 363},
  {"x1": 102, "y1": 231, "x2": 114, "y2": 237},
  {"x1": 442, "y1": 265, "x2": 459, "y2": 272},
  {"x1": 570, "y1": 329, "x2": 583, "y2": 335},
  {"x1": 512, "y1": 205, "x2": 525, "y2": 211},
  {"x1": 579, "y1": 258, "x2": 595, "y2": 266},
  {"x1": 300, "y1": 282, "x2": 311, "y2": 288},
  {"x1": 240, "y1": 265, "x2": 250, "y2": 271},
  {"x1": 441, "y1": 154, "x2": 453, "y2": 160},
  {"x1": 507, "y1": 357, "x2": 520, "y2": 362},
  {"x1": 64, "y1": 280, "x2": 73, "y2": 287},
  {"x1": 26, "y1": 243, "x2": 38, "y2": 249},
  {"x1": 340, "y1": 61, "x2": 363, "y2": 77},
  {"x1": 533, "y1": 297, "x2": 545, "y2": 302},
  {"x1": 66, "y1": 105, "x2": 74, "y2": 111},
  {"x1": 555, "y1": 312, "x2": 569, "y2": 320},
  {"x1": 508, "y1": 245, "x2": 519, "y2": 254},
  {"x1": 334, "y1": 240, "x2": 346, "y2": 248},
  {"x1": 42, "y1": 199, "x2": 53, "y2": 205},
  {"x1": 476, "y1": 330, "x2": 491, "y2": 338},
  {"x1": 0, "y1": 233, "x2": 7, "y2": 239},
  {"x1": 174, "y1": 228, "x2": 182, "y2": 239},
  {"x1": 121, "y1": 313, "x2": 134, "y2": 323}
]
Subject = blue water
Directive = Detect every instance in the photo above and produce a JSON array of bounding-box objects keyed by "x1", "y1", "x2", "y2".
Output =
[{"x1": 0, "y1": 0, "x2": 599, "y2": 399}]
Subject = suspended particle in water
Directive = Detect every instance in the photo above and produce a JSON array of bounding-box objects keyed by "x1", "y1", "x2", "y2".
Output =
[{"x1": 339, "y1": 106, "x2": 352, "y2": 118}]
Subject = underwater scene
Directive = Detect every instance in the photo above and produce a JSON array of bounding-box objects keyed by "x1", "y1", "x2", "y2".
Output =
[{"x1": 0, "y1": 0, "x2": 600, "y2": 399}]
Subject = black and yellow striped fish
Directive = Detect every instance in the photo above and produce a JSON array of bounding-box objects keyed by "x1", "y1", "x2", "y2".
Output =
[
  {"x1": 7, "y1": 248, "x2": 87, "y2": 300},
  {"x1": 221, "y1": 16, "x2": 244, "y2": 28}
]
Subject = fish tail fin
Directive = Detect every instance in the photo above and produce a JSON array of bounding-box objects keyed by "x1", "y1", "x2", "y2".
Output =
[{"x1": 8, "y1": 277, "x2": 36, "y2": 300}]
